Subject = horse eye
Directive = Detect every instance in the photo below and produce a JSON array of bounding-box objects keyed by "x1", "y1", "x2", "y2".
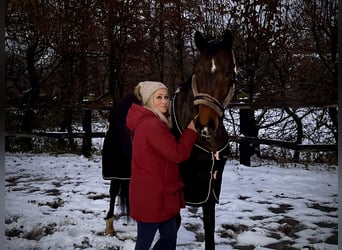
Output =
[
  {"x1": 225, "y1": 71, "x2": 236, "y2": 85},
  {"x1": 225, "y1": 71, "x2": 233, "y2": 78}
]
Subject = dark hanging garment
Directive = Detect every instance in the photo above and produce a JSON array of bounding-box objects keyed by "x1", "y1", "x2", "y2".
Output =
[{"x1": 102, "y1": 93, "x2": 140, "y2": 180}]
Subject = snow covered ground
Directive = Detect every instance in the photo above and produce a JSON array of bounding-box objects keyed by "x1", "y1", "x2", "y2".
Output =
[{"x1": 4, "y1": 153, "x2": 338, "y2": 249}]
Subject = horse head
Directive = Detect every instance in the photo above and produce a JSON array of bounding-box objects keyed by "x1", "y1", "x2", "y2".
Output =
[
  {"x1": 173, "y1": 30, "x2": 236, "y2": 153},
  {"x1": 193, "y1": 30, "x2": 236, "y2": 152}
]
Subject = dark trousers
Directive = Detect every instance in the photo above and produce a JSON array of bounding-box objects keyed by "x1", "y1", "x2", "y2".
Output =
[{"x1": 135, "y1": 216, "x2": 177, "y2": 250}]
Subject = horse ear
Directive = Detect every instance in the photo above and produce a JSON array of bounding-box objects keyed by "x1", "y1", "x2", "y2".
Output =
[
  {"x1": 222, "y1": 30, "x2": 233, "y2": 51},
  {"x1": 194, "y1": 31, "x2": 207, "y2": 52}
]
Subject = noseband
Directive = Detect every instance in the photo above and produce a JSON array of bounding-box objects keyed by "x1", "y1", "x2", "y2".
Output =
[{"x1": 191, "y1": 75, "x2": 235, "y2": 117}]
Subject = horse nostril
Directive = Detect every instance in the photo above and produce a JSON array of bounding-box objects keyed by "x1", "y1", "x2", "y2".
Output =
[
  {"x1": 194, "y1": 119, "x2": 202, "y2": 132},
  {"x1": 194, "y1": 120, "x2": 212, "y2": 140},
  {"x1": 207, "y1": 119, "x2": 216, "y2": 131},
  {"x1": 199, "y1": 126, "x2": 211, "y2": 141}
]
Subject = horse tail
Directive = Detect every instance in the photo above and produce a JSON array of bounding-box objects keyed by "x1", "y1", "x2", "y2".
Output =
[{"x1": 118, "y1": 180, "x2": 130, "y2": 219}]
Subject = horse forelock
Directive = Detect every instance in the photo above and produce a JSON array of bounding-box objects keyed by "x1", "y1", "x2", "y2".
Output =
[{"x1": 205, "y1": 40, "x2": 221, "y2": 54}]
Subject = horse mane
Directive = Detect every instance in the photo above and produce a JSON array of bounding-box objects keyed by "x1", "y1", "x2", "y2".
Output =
[{"x1": 177, "y1": 76, "x2": 193, "y2": 92}]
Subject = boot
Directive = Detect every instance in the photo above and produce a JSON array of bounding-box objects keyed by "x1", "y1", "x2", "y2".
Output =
[{"x1": 104, "y1": 216, "x2": 115, "y2": 236}]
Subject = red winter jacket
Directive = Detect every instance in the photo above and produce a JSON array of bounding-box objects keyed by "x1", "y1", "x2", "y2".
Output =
[{"x1": 126, "y1": 103, "x2": 197, "y2": 222}]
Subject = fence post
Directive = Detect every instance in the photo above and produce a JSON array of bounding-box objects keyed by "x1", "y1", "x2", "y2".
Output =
[
  {"x1": 239, "y1": 109, "x2": 259, "y2": 166},
  {"x1": 82, "y1": 109, "x2": 92, "y2": 157},
  {"x1": 60, "y1": 109, "x2": 74, "y2": 148}
]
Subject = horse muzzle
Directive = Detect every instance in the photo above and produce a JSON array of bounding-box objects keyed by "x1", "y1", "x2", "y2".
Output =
[{"x1": 194, "y1": 105, "x2": 220, "y2": 140}]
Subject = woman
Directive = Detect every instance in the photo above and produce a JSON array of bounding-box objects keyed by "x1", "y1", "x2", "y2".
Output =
[{"x1": 126, "y1": 81, "x2": 197, "y2": 250}]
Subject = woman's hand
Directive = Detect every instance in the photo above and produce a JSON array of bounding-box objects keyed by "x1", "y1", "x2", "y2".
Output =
[{"x1": 187, "y1": 117, "x2": 197, "y2": 132}]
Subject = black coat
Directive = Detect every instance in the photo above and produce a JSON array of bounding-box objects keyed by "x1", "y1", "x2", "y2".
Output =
[
  {"x1": 179, "y1": 145, "x2": 229, "y2": 206},
  {"x1": 102, "y1": 93, "x2": 140, "y2": 180}
]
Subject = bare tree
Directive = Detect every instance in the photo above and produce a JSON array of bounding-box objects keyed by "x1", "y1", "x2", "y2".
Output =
[{"x1": 5, "y1": 0, "x2": 337, "y2": 159}]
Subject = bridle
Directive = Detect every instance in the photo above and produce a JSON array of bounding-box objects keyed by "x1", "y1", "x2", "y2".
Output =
[
  {"x1": 172, "y1": 63, "x2": 236, "y2": 154},
  {"x1": 191, "y1": 75, "x2": 235, "y2": 117},
  {"x1": 171, "y1": 50, "x2": 237, "y2": 155},
  {"x1": 192, "y1": 51, "x2": 237, "y2": 118},
  {"x1": 172, "y1": 91, "x2": 229, "y2": 155}
]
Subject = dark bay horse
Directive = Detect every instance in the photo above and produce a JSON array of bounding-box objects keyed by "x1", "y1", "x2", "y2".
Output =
[{"x1": 102, "y1": 30, "x2": 236, "y2": 250}]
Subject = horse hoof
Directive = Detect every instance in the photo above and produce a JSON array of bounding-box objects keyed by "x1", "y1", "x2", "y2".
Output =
[
  {"x1": 104, "y1": 229, "x2": 115, "y2": 236},
  {"x1": 104, "y1": 216, "x2": 115, "y2": 236}
]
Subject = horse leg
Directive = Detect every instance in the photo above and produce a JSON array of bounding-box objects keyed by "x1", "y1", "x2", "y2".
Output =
[
  {"x1": 202, "y1": 200, "x2": 216, "y2": 250},
  {"x1": 105, "y1": 180, "x2": 121, "y2": 236}
]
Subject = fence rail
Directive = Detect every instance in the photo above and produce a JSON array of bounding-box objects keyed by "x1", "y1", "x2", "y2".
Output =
[
  {"x1": 228, "y1": 136, "x2": 337, "y2": 152},
  {"x1": 5, "y1": 103, "x2": 337, "y2": 164},
  {"x1": 4, "y1": 100, "x2": 338, "y2": 111},
  {"x1": 5, "y1": 131, "x2": 106, "y2": 139},
  {"x1": 5, "y1": 131, "x2": 337, "y2": 153}
]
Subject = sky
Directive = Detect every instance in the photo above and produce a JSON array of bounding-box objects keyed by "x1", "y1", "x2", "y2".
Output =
[{"x1": 4, "y1": 152, "x2": 338, "y2": 250}]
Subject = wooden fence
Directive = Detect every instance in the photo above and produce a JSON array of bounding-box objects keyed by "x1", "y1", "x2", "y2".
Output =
[
  {"x1": 5, "y1": 103, "x2": 337, "y2": 164},
  {"x1": 5, "y1": 131, "x2": 337, "y2": 152}
]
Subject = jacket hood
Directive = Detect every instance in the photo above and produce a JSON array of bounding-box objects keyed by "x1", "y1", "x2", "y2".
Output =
[{"x1": 126, "y1": 103, "x2": 156, "y2": 132}]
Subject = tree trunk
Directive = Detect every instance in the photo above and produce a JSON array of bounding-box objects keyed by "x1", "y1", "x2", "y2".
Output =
[
  {"x1": 158, "y1": 1, "x2": 165, "y2": 82},
  {"x1": 82, "y1": 110, "x2": 92, "y2": 157},
  {"x1": 285, "y1": 108, "x2": 303, "y2": 162},
  {"x1": 20, "y1": 41, "x2": 40, "y2": 151},
  {"x1": 60, "y1": 109, "x2": 74, "y2": 148},
  {"x1": 239, "y1": 109, "x2": 258, "y2": 166},
  {"x1": 328, "y1": 107, "x2": 338, "y2": 143}
]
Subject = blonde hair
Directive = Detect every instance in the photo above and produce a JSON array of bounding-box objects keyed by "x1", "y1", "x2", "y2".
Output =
[{"x1": 134, "y1": 85, "x2": 172, "y2": 128}]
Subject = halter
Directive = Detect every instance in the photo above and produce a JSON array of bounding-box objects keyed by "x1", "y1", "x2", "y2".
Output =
[
  {"x1": 191, "y1": 75, "x2": 235, "y2": 117},
  {"x1": 171, "y1": 88, "x2": 230, "y2": 155},
  {"x1": 191, "y1": 51, "x2": 237, "y2": 117},
  {"x1": 172, "y1": 51, "x2": 236, "y2": 154}
]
